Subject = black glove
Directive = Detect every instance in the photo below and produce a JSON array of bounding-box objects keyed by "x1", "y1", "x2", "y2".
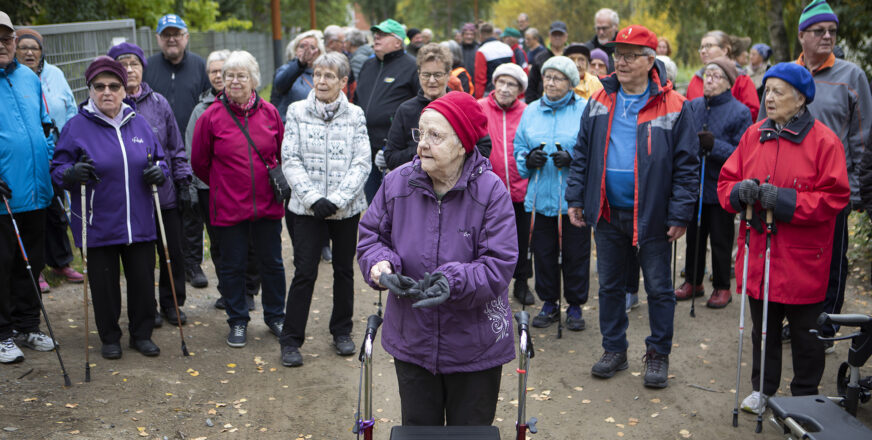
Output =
[
  {"x1": 0, "y1": 176, "x2": 10, "y2": 199},
  {"x1": 143, "y1": 164, "x2": 167, "y2": 186},
  {"x1": 737, "y1": 179, "x2": 760, "y2": 205},
  {"x1": 526, "y1": 148, "x2": 547, "y2": 169},
  {"x1": 62, "y1": 154, "x2": 98, "y2": 187},
  {"x1": 412, "y1": 272, "x2": 450, "y2": 308},
  {"x1": 380, "y1": 273, "x2": 425, "y2": 300},
  {"x1": 550, "y1": 150, "x2": 572, "y2": 168},
  {"x1": 311, "y1": 197, "x2": 339, "y2": 219},
  {"x1": 698, "y1": 131, "x2": 714, "y2": 154},
  {"x1": 758, "y1": 183, "x2": 778, "y2": 211},
  {"x1": 176, "y1": 181, "x2": 196, "y2": 216}
]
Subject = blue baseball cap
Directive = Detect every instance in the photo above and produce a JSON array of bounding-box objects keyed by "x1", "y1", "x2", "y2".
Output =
[{"x1": 157, "y1": 14, "x2": 187, "y2": 34}]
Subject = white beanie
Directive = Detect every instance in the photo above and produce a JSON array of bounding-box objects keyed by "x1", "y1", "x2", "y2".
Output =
[
  {"x1": 492, "y1": 62, "x2": 528, "y2": 92},
  {"x1": 541, "y1": 56, "x2": 580, "y2": 87}
]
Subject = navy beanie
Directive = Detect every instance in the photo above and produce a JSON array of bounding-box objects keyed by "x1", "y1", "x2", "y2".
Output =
[{"x1": 763, "y1": 62, "x2": 815, "y2": 104}]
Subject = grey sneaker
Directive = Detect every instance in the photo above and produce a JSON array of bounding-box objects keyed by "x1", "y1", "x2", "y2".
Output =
[
  {"x1": 643, "y1": 349, "x2": 669, "y2": 388},
  {"x1": 591, "y1": 351, "x2": 628, "y2": 378},
  {"x1": 267, "y1": 321, "x2": 284, "y2": 338},
  {"x1": 227, "y1": 324, "x2": 247, "y2": 348},
  {"x1": 333, "y1": 335, "x2": 355, "y2": 356},
  {"x1": 0, "y1": 337, "x2": 24, "y2": 364},
  {"x1": 625, "y1": 292, "x2": 639, "y2": 313},
  {"x1": 281, "y1": 346, "x2": 303, "y2": 367},
  {"x1": 14, "y1": 330, "x2": 55, "y2": 352}
]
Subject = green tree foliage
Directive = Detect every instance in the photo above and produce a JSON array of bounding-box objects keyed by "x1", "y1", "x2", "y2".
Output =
[
  {"x1": 492, "y1": 0, "x2": 631, "y2": 48},
  {"x1": 396, "y1": 0, "x2": 497, "y2": 40},
  {"x1": 357, "y1": 0, "x2": 399, "y2": 24},
  {"x1": 833, "y1": 0, "x2": 872, "y2": 77}
]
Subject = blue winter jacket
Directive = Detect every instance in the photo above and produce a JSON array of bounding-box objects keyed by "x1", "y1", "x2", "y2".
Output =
[
  {"x1": 514, "y1": 92, "x2": 587, "y2": 217},
  {"x1": 688, "y1": 90, "x2": 751, "y2": 205},
  {"x1": 0, "y1": 60, "x2": 54, "y2": 215},
  {"x1": 39, "y1": 62, "x2": 77, "y2": 133}
]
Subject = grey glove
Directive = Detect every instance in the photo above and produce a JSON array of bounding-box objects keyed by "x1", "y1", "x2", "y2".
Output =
[
  {"x1": 758, "y1": 183, "x2": 778, "y2": 211},
  {"x1": 374, "y1": 150, "x2": 387, "y2": 172},
  {"x1": 412, "y1": 272, "x2": 450, "y2": 309},
  {"x1": 737, "y1": 179, "x2": 760, "y2": 205},
  {"x1": 380, "y1": 273, "x2": 425, "y2": 299}
]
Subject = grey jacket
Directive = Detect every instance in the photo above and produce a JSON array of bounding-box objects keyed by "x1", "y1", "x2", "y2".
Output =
[
  {"x1": 185, "y1": 88, "x2": 218, "y2": 190},
  {"x1": 349, "y1": 44, "x2": 374, "y2": 80}
]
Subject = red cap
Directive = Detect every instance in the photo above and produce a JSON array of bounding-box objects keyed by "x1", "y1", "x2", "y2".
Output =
[
  {"x1": 423, "y1": 91, "x2": 487, "y2": 154},
  {"x1": 606, "y1": 25, "x2": 657, "y2": 50}
]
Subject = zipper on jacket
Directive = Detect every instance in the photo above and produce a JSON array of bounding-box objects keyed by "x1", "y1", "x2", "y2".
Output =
[
  {"x1": 244, "y1": 113, "x2": 258, "y2": 219},
  {"x1": 112, "y1": 117, "x2": 135, "y2": 244},
  {"x1": 324, "y1": 120, "x2": 331, "y2": 203},
  {"x1": 502, "y1": 111, "x2": 510, "y2": 188},
  {"x1": 7, "y1": 73, "x2": 42, "y2": 207},
  {"x1": 435, "y1": 200, "x2": 443, "y2": 265}
]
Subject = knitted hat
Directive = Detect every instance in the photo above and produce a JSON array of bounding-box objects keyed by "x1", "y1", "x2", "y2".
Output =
[
  {"x1": 85, "y1": 56, "x2": 128, "y2": 87},
  {"x1": 371, "y1": 18, "x2": 406, "y2": 42},
  {"x1": 407, "y1": 28, "x2": 421, "y2": 40},
  {"x1": 752, "y1": 43, "x2": 772, "y2": 61},
  {"x1": 501, "y1": 27, "x2": 522, "y2": 39},
  {"x1": 590, "y1": 48, "x2": 608, "y2": 64},
  {"x1": 542, "y1": 56, "x2": 580, "y2": 87},
  {"x1": 763, "y1": 62, "x2": 815, "y2": 104},
  {"x1": 423, "y1": 91, "x2": 487, "y2": 154},
  {"x1": 492, "y1": 62, "x2": 527, "y2": 92},
  {"x1": 799, "y1": 0, "x2": 838, "y2": 31},
  {"x1": 705, "y1": 56, "x2": 738, "y2": 85},
  {"x1": 564, "y1": 43, "x2": 591, "y2": 60},
  {"x1": 15, "y1": 28, "x2": 43, "y2": 50},
  {"x1": 107, "y1": 42, "x2": 147, "y2": 69}
]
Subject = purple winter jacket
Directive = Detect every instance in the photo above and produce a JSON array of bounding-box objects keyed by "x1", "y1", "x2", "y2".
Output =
[
  {"x1": 131, "y1": 82, "x2": 191, "y2": 209},
  {"x1": 51, "y1": 101, "x2": 168, "y2": 248},
  {"x1": 357, "y1": 149, "x2": 518, "y2": 374}
]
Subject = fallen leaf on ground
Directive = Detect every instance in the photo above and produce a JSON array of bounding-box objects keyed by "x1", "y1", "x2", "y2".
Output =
[
  {"x1": 226, "y1": 363, "x2": 236, "y2": 368},
  {"x1": 630, "y1": 372, "x2": 641, "y2": 377},
  {"x1": 207, "y1": 409, "x2": 217, "y2": 415},
  {"x1": 650, "y1": 398, "x2": 661, "y2": 403},
  {"x1": 68, "y1": 430, "x2": 80, "y2": 434},
  {"x1": 64, "y1": 403, "x2": 78, "y2": 408},
  {"x1": 573, "y1": 386, "x2": 583, "y2": 391},
  {"x1": 582, "y1": 399, "x2": 591, "y2": 404},
  {"x1": 23, "y1": 397, "x2": 37, "y2": 402},
  {"x1": 604, "y1": 416, "x2": 615, "y2": 423},
  {"x1": 680, "y1": 429, "x2": 692, "y2": 438},
  {"x1": 650, "y1": 413, "x2": 659, "y2": 418}
]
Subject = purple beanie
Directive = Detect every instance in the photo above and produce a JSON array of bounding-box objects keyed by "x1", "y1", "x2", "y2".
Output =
[
  {"x1": 590, "y1": 48, "x2": 608, "y2": 64},
  {"x1": 107, "y1": 42, "x2": 147, "y2": 69},
  {"x1": 85, "y1": 56, "x2": 128, "y2": 87}
]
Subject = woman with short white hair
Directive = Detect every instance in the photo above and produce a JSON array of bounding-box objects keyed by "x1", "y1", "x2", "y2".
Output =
[{"x1": 271, "y1": 30, "x2": 325, "y2": 122}]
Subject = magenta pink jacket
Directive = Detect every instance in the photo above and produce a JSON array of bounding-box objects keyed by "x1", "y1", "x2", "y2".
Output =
[{"x1": 479, "y1": 93, "x2": 527, "y2": 203}]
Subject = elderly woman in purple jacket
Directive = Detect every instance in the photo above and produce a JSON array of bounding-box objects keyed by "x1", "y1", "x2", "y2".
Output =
[
  {"x1": 107, "y1": 42, "x2": 193, "y2": 328},
  {"x1": 51, "y1": 57, "x2": 168, "y2": 359},
  {"x1": 357, "y1": 91, "x2": 518, "y2": 426}
]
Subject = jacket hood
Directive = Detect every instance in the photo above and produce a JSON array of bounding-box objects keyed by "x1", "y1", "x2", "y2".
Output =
[{"x1": 408, "y1": 147, "x2": 492, "y2": 193}]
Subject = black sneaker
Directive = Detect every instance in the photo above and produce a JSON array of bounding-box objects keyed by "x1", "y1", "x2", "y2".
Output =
[
  {"x1": 532, "y1": 302, "x2": 559, "y2": 328},
  {"x1": 101, "y1": 342, "x2": 122, "y2": 360},
  {"x1": 154, "y1": 311, "x2": 163, "y2": 328},
  {"x1": 246, "y1": 294, "x2": 255, "y2": 311},
  {"x1": 162, "y1": 308, "x2": 187, "y2": 326},
  {"x1": 513, "y1": 279, "x2": 535, "y2": 305},
  {"x1": 591, "y1": 351, "x2": 628, "y2": 378},
  {"x1": 321, "y1": 246, "x2": 333, "y2": 263},
  {"x1": 214, "y1": 297, "x2": 226, "y2": 309},
  {"x1": 189, "y1": 266, "x2": 208, "y2": 288},
  {"x1": 565, "y1": 305, "x2": 585, "y2": 331},
  {"x1": 267, "y1": 320, "x2": 284, "y2": 338},
  {"x1": 227, "y1": 324, "x2": 247, "y2": 348},
  {"x1": 281, "y1": 345, "x2": 303, "y2": 367},
  {"x1": 333, "y1": 335, "x2": 355, "y2": 356},
  {"x1": 129, "y1": 339, "x2": 160, "y2": 357},
  {"x1": 781, "y1": 324, "x2": 791, "y2": 344},
  {"x1": 643, "y1": 349, "x2": 669, "y2": 388}
]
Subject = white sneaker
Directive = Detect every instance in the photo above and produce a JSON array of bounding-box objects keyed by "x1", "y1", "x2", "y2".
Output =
[
  {"x1": 741, "y1": 391, "x2": 768, "y2": 414},
  {"x1": 0, "y1": 337, "x2": 24, "y2": 363},
  {"x1": 14, "y1": 330, "x2": 56, "y2": 352}
]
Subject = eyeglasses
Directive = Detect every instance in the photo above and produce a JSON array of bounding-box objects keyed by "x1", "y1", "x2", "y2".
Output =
[
  {"x1": 419, "y1": 71, "x2": 446, "y2": 81},
  {"x1": 119, "y1": 60, "x2": 141, "y2": 69},
  {"x1": 0, "y1": 35, "x2": 14, "y2": 46},
  {"x1": 411, "y1": 128, "x2": 449, "y2": 146},
  {"x1": 698, "y1": 43, "x2": 720, "y2": 53},
  {"x1": 704, "y1": 72, "x2": 725, "y2": 81},
  {"x1": 313, "y1": 71, "x2": 338, "y2": 81},
  {"x1": 495, "y1": 78, "x2": 520, "y2": 90},
  {"x1": 208, "y1": 68, "x2": 223, "y2": 77},
  {"x1": 595, "y1": 25, "x2": 613, "y2": 32},
  {"x1": 91, "y1": 82, "x2": 123, "y2": 92},
  {"x1": 159, "y1": 31, "x2": 187, "y2": 40},
  {"x1": 543, "y1": 74, "x2": 567, "y2": 83},
  {"x1": 613, "y1": 52, "x2": 647, "y2": 63},
  {"x1": 224, "y1": 73, "x2": 250, "y2": 82},
  {"x1": 16, "y1": 45, "x2": 41, "y2": 53},
  {"x1": 806, "y1": 27, "x2": 838, "y2": 38}
]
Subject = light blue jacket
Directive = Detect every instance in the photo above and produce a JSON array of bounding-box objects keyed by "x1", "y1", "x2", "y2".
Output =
[
  {"x1": 0, "y1": 60, "x2": 54, "y2": 215},
  {"x1": 513, "y1": 92, "x2": 587, "y2": 216},
  {"x1": 39, "y1": 62, "x2": 77, "y2": 133}
]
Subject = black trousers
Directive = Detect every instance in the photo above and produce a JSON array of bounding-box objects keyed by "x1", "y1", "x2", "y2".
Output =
[
  {"x1": 196, "y1": 189, "x2": 260, "y2": 296},
  {"x1": 280, "y1": 214, "x2": 358, "y2": 348},
  {"x1": 154, "y1": 208, "x2": 186, "y2": 311},
  {"x1": 749, "y1": 297, "x2": 824, "y2": 396},
  {"x1": 394, "y1": 358, "x2": 502, "y2": 426},
  {"x1": 531, "y1": 213, "x2": 590, "y2": 304},
  {"x1": 181, "y1": 188, "x2": 206, "y2": 271},
  {"x1": 821, "y1": 209, "x2": 848, "y2": 336},
  {"x1": 0, "y1": 209, "x2": 45, "y2": 339},
  {"x1": 684, "y1": 203, "x2": 735, "y2": 289},
  {"x1": 88, "y1": 242, "x2": 156, "y2": 344},
  {"x1": 43, "y1": 183, "x2": 74, "y2": 269},
  {"x1": 512, "y1": 202, "x2": 532, "y2": 280}
]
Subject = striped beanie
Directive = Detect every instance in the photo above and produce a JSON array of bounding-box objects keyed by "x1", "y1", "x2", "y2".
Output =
[{"x1": 799, "y1": 0, "x2": 838, "y2": 31}]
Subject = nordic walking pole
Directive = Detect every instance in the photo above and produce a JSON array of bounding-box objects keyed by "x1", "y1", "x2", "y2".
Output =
[
  {"x1": 353, "y1": 314, "x2": 382, "y2": 440},
  {"x1": 515, "y1": 310, "x2": 538, "y2": 439},
  {"x1": 80, "y1": 185, "x2": 91, "y2": 382},
  {"x1": 690, "y1": 153, "x2": 707, "y2": 318},
  {"x1": 524, "y1": 143, "x2": 546, "y2": 312},
  {"x1": 149, "y1": 155, "x2": 190, "y2": 356},
  {"x1": 732, "y1": 203, "x2": 754, "y2": 427},
  {"x1": 555, "y1": 142, "x2": 564, "y2": 339},
  {"x1": 2, "y1": 195, "x2": 72, "y2": 387},
  {"x1": 672, "y1": 241, "x2": 677, "y2": 290},
  {"x1": 756, "y1": 207, "x2": 774, "y2": 434}
]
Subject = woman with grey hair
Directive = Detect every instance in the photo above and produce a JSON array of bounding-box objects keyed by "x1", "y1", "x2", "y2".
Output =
[
  {"x1": 441, "y1": 40, "x2": 472, "y2": 95},
  {"x1": 279, "y1": 52, "x2": 371, "y2": 367},
  {"x1": 270, "y1": 30, "x2": 325, "y2": 123},
  {"x1": 346, "y1": 29, "x2": 372, "y2": 79}
]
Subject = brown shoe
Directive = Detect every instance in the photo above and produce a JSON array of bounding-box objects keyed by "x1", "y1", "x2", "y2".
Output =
[
  {"x1": 674, "y1": 282, "x2": 704, "y2": 301},
  {"x1": 706, "y1": 289, "x2": 732, "y2": 308}
]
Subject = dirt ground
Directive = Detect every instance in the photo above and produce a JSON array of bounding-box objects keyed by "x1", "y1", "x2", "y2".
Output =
[{"x1": 1, "y1": 228, "x2": 871, "y2": 440}]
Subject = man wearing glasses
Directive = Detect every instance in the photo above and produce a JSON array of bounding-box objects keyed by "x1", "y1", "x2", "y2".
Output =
[
  {"x1": 586, "y1": 8, "x2": 620, "y2": 74},
  {"x1": 565, "y1": 25, "x2": 699, "y2": 389}
]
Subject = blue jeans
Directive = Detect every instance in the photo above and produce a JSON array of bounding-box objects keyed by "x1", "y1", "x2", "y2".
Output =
[
  {"x1": 213, "y1": 219, "x2": 286, "y2": 326},
  {"x1": 594, "y1": 209, "x2": 675, "y2": 355}
]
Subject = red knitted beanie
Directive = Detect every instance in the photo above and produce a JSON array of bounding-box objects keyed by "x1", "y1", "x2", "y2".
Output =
[{"x1": 422, "y1": 91, "x2": 487, "y2": 154}]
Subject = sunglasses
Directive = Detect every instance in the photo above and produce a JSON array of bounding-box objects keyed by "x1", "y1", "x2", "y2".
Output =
[{"x1": 91, "y1": 82, "x2": 123, "y2": 92}]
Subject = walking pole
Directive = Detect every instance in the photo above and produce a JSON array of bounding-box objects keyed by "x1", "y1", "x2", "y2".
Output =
[
  {"x1": 353, "y1": 314, "x2": 383, "y2": 440},
  {"x1": 515, "y1": 311, "x2": 538, "y2": 440},
  {"x1": 732, "y1": 204, "x2": 753, "y2": 426},
  {"x1": 672, "y1": 241, "x2": 677, "y2": 290},
  {"x1": 555, "y1": 142, "x2": 564, "y2": 339},
  {"x1": 80, "y1": 185, "x2": 91, "y2": 382},
  {"x1": 149, "y1": 155, "x2": 190, "y2": 357},
  {"x1": 2, "y1": 195, "x2": 72, "y2": 387},
  {"x1": 525, "y1": 143, "x2": 546, "y2": 312},
  {"x1": 756, "y1": 207, "x2": 774, "y2": 434},
  {"x1": 690, "y1": 154, "x2": 707, "y2": 318}
]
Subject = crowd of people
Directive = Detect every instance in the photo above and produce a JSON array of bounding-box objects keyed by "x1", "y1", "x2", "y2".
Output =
[{"x1": 1, "y1": 0, "x2": 871, "y2": 427}]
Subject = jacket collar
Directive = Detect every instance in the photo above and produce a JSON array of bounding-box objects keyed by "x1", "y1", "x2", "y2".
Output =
[
  {"x1": 218, "y1": 91, "x2": 261, "y2": 116},
  {"x1": 408, "y1": 148, "x2": 491, "y2": 196},
  {"x1": 759, "y1": 108, "x2": 814, "y2": 144},
  {"x1": 485, "y1": 92, "x2": 522, "y2": 112},
  {"x1": 304, "y1": 88, "x2": 349, "y2": 119},
  {"x1": 0, "y1": 59, "x2": 19, "y2": 76},
  {"x1": 80, "y1": 99, "x2": 135, "y2": 128},
  {"x1": 796, "y1": 52, "x2": 835, "y2": 75},
  {"x1": 381, "y1": 49, "x2": 406, "y2": 63},
  {"x1": 132, "y1": 81, "x2": 154, "y2": 103},
  {"x1": 705, "y1": 89, "x2": 733, "y2": 107}
]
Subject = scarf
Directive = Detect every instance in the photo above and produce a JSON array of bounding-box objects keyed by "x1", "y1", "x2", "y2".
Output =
[
  {"x1": 541, "y1": 90, "x2": 573, "y2": 110},
  {"x1": 227, "y1": 91, "x2": 258, "y2": 115},
  {"x1": 314, "y1": 94, "x2": 342, "y2": 121}
]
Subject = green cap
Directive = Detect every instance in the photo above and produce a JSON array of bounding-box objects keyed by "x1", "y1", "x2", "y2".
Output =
[
  {"x1": 371, "y1": 19, "x2": 406, "y2": 42},
  {"x1": 501, "y1": 27, "x2": 522, "y2": 39}
]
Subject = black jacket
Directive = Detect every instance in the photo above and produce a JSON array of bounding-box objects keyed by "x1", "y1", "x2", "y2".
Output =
[
  {"x1": 525, "y1": 48, "x2": 553, "y2": 104},
  {"x1": 353, "y1": 49, "x2": 419, "y2": 157},
  {"x1": 143, "y1": 51, "x2": 210, "y2": 136},
  {"x1": 586, "y1": 35, "x2": 615, "y2": 74}
]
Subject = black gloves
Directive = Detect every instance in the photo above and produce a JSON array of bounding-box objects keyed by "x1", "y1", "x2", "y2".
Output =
[
  {"x1": 698, "y1": 131, "x2": 714, "y2": 154},
  {"x1": 737, "y1": 179, "x2": 760, "y2": 205},
  {"x1": 380, "y1": 273, "x2": 420, "y2": 298},
  {"x1": 526, "y1": 148, "x2": 547, "y2": 169},
  {"x1": 758, "y1": 183, "x2": 779, "y2": 210},
  {"x1": 0, "y1": 176, "x2": 10, "y2": 199},
  {"x1": 176, "y1": 181, "x2": 197, "y2": 217},
  {"x1": 62, "y1": 154, "x2": 98, "y2": 187},
  {"x1": 550, "y1": 150, "x2": 572, "y2": 168},
  {"x1": 143, "y1": 164, "x2": 167, "y2": 186},
  {"x1": 312, "y1": 197, "x2": 339, "y2": 219},
  {"x1": 412, "y1": 272, "x2": 450, "y2": 308}
]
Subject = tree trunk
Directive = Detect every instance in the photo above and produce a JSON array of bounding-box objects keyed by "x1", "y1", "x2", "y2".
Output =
[{"x1": 767, "y1": 0, "x2": 791, "y2": 63}]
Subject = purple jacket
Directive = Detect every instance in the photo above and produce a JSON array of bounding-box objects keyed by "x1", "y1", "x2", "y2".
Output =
[
  {"x1": 51, "y1": 101, "x2": 168, "y2": 248},
  {"x1": 357, "y1": 149, "x2": 518, "y2": 374},
  {"x1": 132, "y1": 82, "x2": 191, "y2": 209}
]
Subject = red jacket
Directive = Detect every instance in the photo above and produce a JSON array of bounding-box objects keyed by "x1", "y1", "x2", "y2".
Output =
[
  {"x1": 717, "y1": 111, "x2": 849, "y2": 304},
  {"x1": 479, "y1": 93, "x2": 527, "y2": 203},
  {"x1": 687, "y1": 72, "x2": 759, "y2": 122},
  {"x1": 191, "y1": 93, "x2": 286, "y2": 226}
]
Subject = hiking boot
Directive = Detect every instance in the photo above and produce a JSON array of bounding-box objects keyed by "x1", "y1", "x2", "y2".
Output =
[
  {"x1": 187, "y1": 266, "x2": 208, "y2": 288},
  {"x1": 565, "y1": 304, "x2": 585, "y2": 331},
  {"x1": 162, "y1": 308, "x2": 187, "y2": 326},
  {"x1": 154, "y1": 311, "x2": 163, "y2": 328},
  {"x1": 781, "y1": 324, "x2": 791, "y2": 344},
  {"x1": 14, "y1": 330, "x2": 55, "y2": 351},
  {"x1": 591, "y1": 351, "x2": 628, "y2": 378},
  {"x1": 625, "y1": 292, "x2": 639, "y2": 313},
  {"x1": 246, "y1": 294, "x2": 256, "y2": 311},
  {"x1": 321, "y1": 246, "x2": 333, "y2": 263},
  {"x1": 227, "y1": 324, "x2": 247, "y2": 348},
  {"x1": 333, "y1": 335, "x2": 355, "y2": 356},
  {"x1": 741, "y1": 391, "x2": 768, "y2": 414},
  {"x1": 513, "y1": 279, "x2": 535, "y2": 305},
  {"x1": 129, "y1": 339, "x2": 160, "y2": 357},
  {"x1": 267, "y1": 320, "x2": 284, "y2": 338},
  {"x1": 52, "y1": 265, "x2": 84, "y2": 283},
  {"x1": 643, "y1": 348, "x2": 669, "y2": 388},
  {"x1": 0, "y1": 337, "x2": 24, "y2": 363},
  {"x1": 101, "y1": 342, "x2": 122, "y2": 360},
  {"x1": 214, "y1": 297, "x2": 226, "y2": 309},
  {"x1": 674, "y1": 282, "x2": 704, "y2": 301},
  {"x1": 532, "y1": 302, "x2": 559, "y2": 328},
  {"x1": 38, "y1": 274, "x2": 50, "y2": 293},
  {"x1": 281, "y1": 345, "x2": 303, "y2": 367},
  {"x1": 706, "y1": 289, "x2": 732, "y2": 309}
]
